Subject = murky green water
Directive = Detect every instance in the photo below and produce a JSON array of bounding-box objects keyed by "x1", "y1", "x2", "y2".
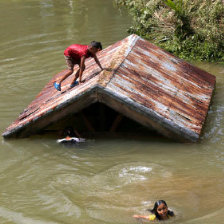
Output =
[{"x1": 0, "y1": 0, "x2": 224, "y2": 223}]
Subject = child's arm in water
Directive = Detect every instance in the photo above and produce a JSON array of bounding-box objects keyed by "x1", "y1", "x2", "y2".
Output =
[{"x1": 133, "y1": 214, "x2": 156, "y2": 221}]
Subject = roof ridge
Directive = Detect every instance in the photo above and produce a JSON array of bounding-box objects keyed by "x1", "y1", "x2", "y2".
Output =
[{"x1": 98, "y1": 34, "x2": 139, "y2": 87}]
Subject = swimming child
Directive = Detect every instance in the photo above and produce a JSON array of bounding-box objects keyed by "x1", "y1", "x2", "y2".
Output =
[
  {"x1": 54, "y1": 41, "x2": 103, "y2": 91},
  {"x1": 57, "y1": 127, "x2": 85, "y2": 145},
  {"x1": 133, "y1": 200, "x2": 174, "y2": 221}
]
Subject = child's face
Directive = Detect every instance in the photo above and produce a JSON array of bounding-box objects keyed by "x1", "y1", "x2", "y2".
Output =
[
  {"x1": 157, "y1": 203, "x2": 168, "y2": 219},
  {"x1": 89, "y1": 46, "x2": 100, "y2": 54}
]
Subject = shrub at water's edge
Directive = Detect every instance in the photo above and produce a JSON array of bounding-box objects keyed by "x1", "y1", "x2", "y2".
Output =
[{"x1": 115, "y1": 0, "x2": 224, "y2": 62}]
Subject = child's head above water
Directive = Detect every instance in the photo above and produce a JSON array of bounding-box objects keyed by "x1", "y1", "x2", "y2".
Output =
[
  {"x1": 63, "y1": 126, "x2": 75, "y2": 137},
  {"x1": 149, "y1": 200, "x2": 174, "y2": 220},
  {"x1": 133, "y1": 200, "x2": 174, "y2": 221}
]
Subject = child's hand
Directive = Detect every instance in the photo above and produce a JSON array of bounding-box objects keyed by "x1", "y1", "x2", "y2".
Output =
[
  {"x1": 133, "y1": 215, "x2": 141, "y2": 219},
  {"x1": 133, "y1": 215, "x2": 149, "y2": 220}
]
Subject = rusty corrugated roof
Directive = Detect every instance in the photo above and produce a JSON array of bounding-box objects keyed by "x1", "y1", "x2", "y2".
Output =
[{"x1": 2, "y1": 34, "x2": 216, "y2": 141}]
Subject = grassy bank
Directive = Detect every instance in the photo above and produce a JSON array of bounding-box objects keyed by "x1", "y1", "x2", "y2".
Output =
[{"x1": 115, "y1": 0, "x2": 224, "y2": 62}]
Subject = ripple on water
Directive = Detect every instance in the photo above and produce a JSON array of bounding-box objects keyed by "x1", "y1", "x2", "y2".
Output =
[
  {"x1": 184, "y1": 207, "x2": 224, "y2": 224},
  {"x1": 0, "y1": 206, "x2": 59, "y2": 224},
  {"x1": 84, "y1": 161, "x2": 175, "y2": 224},
  {"x1": 119, "y1": 166, "x2": 152, "y2": 181},
  {"x1": 36, "y1": 192, "x2": 81, "y2": 219}
]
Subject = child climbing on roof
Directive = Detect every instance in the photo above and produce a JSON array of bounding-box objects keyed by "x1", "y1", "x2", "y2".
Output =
[
  {"x1": 133, "y1": 200, "x2": 175, "y2": 221},
  {"x1": 54, "y1": 41, "x2": 104, "y2": 91}
]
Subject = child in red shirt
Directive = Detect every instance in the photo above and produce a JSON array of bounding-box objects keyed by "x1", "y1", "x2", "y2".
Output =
[{"x1": 54, "y1": 41, "x2": 103, "y2": 91}]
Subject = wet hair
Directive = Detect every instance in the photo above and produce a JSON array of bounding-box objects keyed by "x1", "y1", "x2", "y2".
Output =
[
  {"x1": 148, "y1": 200, "x2": 174, "y2": 220},
  {"x1": 63, "y1": 127, "x2": 75, "y2": 137},
  {"x1": 90, "y1": 41, "x2": 102, "y2": 50}
]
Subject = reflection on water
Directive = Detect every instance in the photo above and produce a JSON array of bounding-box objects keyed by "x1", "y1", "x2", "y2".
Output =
[{"x1": 0, "y1": 0, "x2": 224, "y2": 224}]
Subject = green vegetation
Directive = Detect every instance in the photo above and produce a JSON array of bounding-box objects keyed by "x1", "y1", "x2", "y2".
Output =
[{"x1": 115, "y1": 0, "x2": 224, "y2": 61}]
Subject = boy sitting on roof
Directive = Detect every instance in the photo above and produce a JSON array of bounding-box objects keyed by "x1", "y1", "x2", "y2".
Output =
[{"x1": 54, "y1": 41, "x2": 104, "y2": 91}]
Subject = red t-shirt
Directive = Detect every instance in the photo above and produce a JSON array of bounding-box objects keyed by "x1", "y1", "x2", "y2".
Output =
[{"x1": 64, "y1": 44, "x2": 93, "y2": 63}]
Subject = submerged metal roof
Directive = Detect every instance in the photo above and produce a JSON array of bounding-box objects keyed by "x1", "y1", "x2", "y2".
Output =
[{"x1": 2, "y1": 34, "x2": 216, "y2": 141}]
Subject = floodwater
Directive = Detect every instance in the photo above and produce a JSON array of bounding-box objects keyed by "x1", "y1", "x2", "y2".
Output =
[{"x1": 0, "y1": 0, "x2": 223, "y2": 223}]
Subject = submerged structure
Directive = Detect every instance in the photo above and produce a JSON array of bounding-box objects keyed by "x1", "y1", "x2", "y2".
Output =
[{"x1": 2, "y1": 35, "x2": 216, "y2": 142}]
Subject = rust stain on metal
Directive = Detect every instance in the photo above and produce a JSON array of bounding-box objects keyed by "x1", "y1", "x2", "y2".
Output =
[
  {"x1": 2, "y1": 34, "x2": 216, "y2": 142},
  {"x1": 98, "y1": 34, "x2": 139, "y2": 87}
]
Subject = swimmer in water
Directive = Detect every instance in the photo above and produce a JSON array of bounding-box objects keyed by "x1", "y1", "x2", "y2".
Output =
[
  {"x1": 57, "y1": 127, "x2": 85, "y2": 145},
  {"x1": 133, "y1": 200, "x2": 174, "y2": 221}
]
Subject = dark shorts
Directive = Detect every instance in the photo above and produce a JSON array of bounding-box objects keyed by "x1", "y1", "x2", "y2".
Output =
[{"x1": 64, "y1": 55, "x2": 79, "y2": 71}]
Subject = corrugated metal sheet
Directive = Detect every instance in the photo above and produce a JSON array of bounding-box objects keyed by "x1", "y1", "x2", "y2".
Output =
[
  {"x1": 2, "y1": 34, "x2": 216, "y2": 141},
  {"x1": 105, "y1": 38, "x2": 215, "y2": 141}
]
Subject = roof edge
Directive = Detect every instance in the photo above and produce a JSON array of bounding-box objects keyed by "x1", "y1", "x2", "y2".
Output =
[
  {"x1": 96, "y1": 85, "x2": 199, "y2": 142},
  {"x1": 2, "y1": 85, "x2": 99, "y2": 138}
]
